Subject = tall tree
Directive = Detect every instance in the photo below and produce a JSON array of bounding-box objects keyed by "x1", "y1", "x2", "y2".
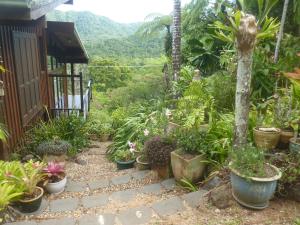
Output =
[
  {"x1": 274, "y1": 0, "x2": 289, "y2": 63},
  {"x1": 172, "y1": 0, "x2": 181, "y2": 82}
]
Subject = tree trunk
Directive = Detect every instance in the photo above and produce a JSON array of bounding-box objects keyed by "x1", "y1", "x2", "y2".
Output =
[
  {"x1": 172, "y1": 0, "x2": 181, "y2": 82},
  {"x1": 274, "y1": 0, "x2": 289, "y2": 63},
  {"x1": 234, "y1": 14, "x2": 258, "y2": 148}
]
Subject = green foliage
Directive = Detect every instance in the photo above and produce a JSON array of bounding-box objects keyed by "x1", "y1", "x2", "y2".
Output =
[
  {"x1": 0, "y1": 124, "x2": 8, "y2": 142},
  {"x1": 294, "y1": 218, "x2": 300, "y2": 225},
  {"x1": 27, "y1": 115, "x2": 88, "y2": 155},
  {"x1": 111, "y1": 107, "x2": 129, "y2": 130},
  {"x1": 179, "y1": 178, "x2": 199, "y2": 192},
  {"x1": 230, "y1": 145, "x2": 267, "y2": 178},
  {"x1": 0, "y1": 183, "x2": 23, "y2": 211},
  {"x1": 86, "y1": 109, "x2": 113, "y2": 137},
  {"x1": 173, "y1": 128, "x2": 208, "y2": 155},
  {"x1": 36, "y1": 140, "x2": 71, "y2": 156},
  {"x1": 114, "y1": 150, "x2": 135, "y2": 162},
  {"x1": 89, "y1": 57, "x2": 131, "y2": 92},
  {"x1": 144, "y1": 136, "x2": 175, "y2": 167}
]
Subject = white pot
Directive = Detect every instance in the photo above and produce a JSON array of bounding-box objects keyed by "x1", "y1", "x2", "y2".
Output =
[{"x1": 45, "y1": 176, "x2": 67, "y2": 194}]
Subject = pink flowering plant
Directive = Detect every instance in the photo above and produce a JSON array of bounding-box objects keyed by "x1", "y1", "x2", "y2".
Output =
[{"x1": 43, "y1": 162, "x2": 65, "y2": 183}]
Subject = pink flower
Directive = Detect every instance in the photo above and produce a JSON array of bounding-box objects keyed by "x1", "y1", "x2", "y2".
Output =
[
  {"x1": 143, "y1": 129, "x2": 150, "y2": 136},
  {"x1": 44, "y1": 162, "x2": 64, "y2": 176},
  {"x1": 127, "y1": 141, "x2": 136, "y2": 149}
]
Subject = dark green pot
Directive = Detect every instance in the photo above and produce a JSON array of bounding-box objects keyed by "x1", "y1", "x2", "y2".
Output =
[
  {"x1": 16, "y1": 187, "x2": 44, "y2": 213},
  {"x1": 116, "y1": 159, "x2": 136, "y2": 170},
  {"x1": 289, "y1": 138, "x2": 300, "y2": 154}
]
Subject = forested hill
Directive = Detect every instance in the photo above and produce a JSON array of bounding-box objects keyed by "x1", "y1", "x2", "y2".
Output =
[{"x1": 47, "y1": 10, "x2": 163, "y2": 58}]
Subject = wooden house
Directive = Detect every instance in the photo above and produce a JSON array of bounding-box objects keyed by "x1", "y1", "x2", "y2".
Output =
[{"x1": 0, "y1": 0, "x2": 90, "y2": 159}]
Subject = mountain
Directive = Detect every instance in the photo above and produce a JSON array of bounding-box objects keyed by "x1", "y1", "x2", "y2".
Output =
[{"x1": 46, "y1": 10, "x2": 163, "y2": 58}]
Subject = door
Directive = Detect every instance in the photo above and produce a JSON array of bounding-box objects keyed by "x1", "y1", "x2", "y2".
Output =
[{"x1": 13, "y1": 31, "x2": 42, "y2": 126}]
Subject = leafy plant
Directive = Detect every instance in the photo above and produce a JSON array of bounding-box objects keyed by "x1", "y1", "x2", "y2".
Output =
[
  {"x1": 114, "y1": 149, "x2": 135, "y2": 162},
  {"x1": 0, "y1": 124, "x2": 8, "y2": 142},
  {"x1": 0, "y1": 183, "x2": 23, "y2": 211},
  {"x1": 173, "y1": 128, "x2": 208, "y2": 155},
  {"x1": 144, "y1": 136, "x2": 175, "y2": 168},
  {"x1": 43, "y1": 162, "x2": 65, "y2": 183},
  {"x1": 36, "y1": 139, "x2": 71, "y2": 156},
  {"x1": 179, "y1": 178, "x2": 199, "y2": 192},
  {"x1": 230, "y1": 145, "x2": 267, "y2": 178}
]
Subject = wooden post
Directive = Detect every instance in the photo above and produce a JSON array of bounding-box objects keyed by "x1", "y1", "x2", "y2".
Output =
[{"x1": 79, "y1": 72, "x2": 84, "y2": 113}]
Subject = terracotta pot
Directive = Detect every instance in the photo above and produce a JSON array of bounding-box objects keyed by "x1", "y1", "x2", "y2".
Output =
[
  {"x1": 253, "y1": 127, "x2": 281, "y2": 150},
  {"x1": 278, "y1": 130, "x2": 294, "y2": 149},
  {"x1": 16, "y1": 187, "x2": 44, "y2": 213},
  {"x1": 171, "y1": 150, "x2": 206, "y2": 182},
  {"x1": 155, "y1": 165, "x2": 172, "y2": 179}
]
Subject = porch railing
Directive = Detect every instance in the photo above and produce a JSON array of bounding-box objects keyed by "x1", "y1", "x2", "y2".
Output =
[{"x1": 48, "y1": 73, "x2": 92, "y2": 119}]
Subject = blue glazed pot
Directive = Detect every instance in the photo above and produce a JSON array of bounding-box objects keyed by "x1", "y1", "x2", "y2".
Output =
[
  {"x1": 230, "y1": 163, "x2": 281, "y2": 210},
  {"x1": 116, "y1": 159, "x2": 136, "y2": 170},
  {"x1": 289, "y1": 138, "x2": 300, "y2": 155}
]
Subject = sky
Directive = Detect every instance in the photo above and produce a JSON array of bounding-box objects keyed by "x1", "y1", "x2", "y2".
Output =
[{"x1": 57, "y1": 0, "x2": 192, "y2": 23}]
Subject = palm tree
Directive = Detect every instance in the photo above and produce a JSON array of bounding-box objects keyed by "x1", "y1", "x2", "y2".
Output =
[
  {"x1": 172, "y1": 0, "x2": 181, "y2": 82},
  {"x1": 136, "y1": 14, "x2": 172, "y2": 58},
  {"x1": 274, "y1": 0, "x2": 290, "y2": 63}
]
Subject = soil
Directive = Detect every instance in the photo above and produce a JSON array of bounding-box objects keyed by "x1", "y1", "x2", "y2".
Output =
[
  {"x1": 22, "y1": 188, "x2": 42, "y2": 201},
  {"x1": 176, "y1": 150, "x2": 198, "y2": 160}
]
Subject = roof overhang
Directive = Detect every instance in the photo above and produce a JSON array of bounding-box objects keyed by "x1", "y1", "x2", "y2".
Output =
[
  {"x1": 0, "y1": 0, "x2": 73, "y2": 20},
  {"x1": 47, "y1": 21, "x2": 89, "y2": 64}
]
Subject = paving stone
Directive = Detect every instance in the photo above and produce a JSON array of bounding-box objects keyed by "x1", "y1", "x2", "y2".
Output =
[
  {"x1": 7, "y1": 221, "x2": 37, "y2": 225},
  {"x1": 139, "y1": 183, "x2": 163, "y2": 195},
  {"x1": 88, "y1": 179, "x2": 110, "y2": 190},
  {"x1": 78, "y1": 214, "x2": 115, "y2": 225},
  {"x1": 117, "y1": 206, "x2": 153, "y2": 225},
  {"x1": 181, "y1": 190, "x2": 208, "y2": 208},
  {"x1": 81, "y1": 194, "x2": 109, "y2": 208},
  {"x1": 111, "y1": 174, "x2": 131, "y2": 185},
  {"x1": 110, "y1": 189, "x2": 138, "y2": 202},
  {"x1": 152, "y1": 196, "x2": 185, "y2": 216},
  {"x1": 49, "y1": 198, "x2": 79, "y2": 212},
  {"x1": 131, "y1": 170, "x2": 150, "y2": 181},
  {"x1": 66, "y1": 180, "x2": 87, "y2": 192},
  {"x1": 39, "y1": 218, "x2": 76, "y2": 225},
  {"x1": 161, "y1": 178, "x2": 176, "y2": 190}
]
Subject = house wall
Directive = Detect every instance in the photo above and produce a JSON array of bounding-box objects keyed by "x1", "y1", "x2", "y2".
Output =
[{"x1": 0, "y1": 16, "x2": 51, "y2": 159}]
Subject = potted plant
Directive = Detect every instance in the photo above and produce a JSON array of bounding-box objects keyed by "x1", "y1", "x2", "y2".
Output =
[
  {"x1": 144, "y1": 136, "x2": 175, "y2": 179},
  {"x1": 171, "y1": 128, "x2": 207, "y2": 182},
  {"x1": 289, "y1": 119, "x2": 300, "y2": 154},
  {"x1": 114, "y1": 149, "x2": 136, "y2": 170},
  {"x1": 229, "y1": 146, "x2": 282, "y2": 209},
  {"x1": 253, "y1": 100, "x2": 281, "y2": 150},
  {"x1": 43, "y1": 162, "x2": 67, "y2": 194},
  {"x1": 136, "y1": 153, "x2": 150, "y2": 170},
  {"x1": 99, "y1": 123, "x2": 113, "y2": 142},
  {"x1": 5, "y1": 160, "x2": 45, "y2": 213}
]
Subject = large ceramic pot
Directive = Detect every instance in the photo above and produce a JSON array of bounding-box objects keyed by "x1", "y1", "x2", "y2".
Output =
[
  {"x1": 278, "y1": 129, "x2": 294, "y2": 149},
  {"x1": 171, "y1": 149, "x2": 206, "y2": 182},
  {"x1": 116, "y1": 159, "x2": 136, "y2": 170},
  {"x1": 230, "y1": 163, "x2": 281, "y2": 209},
  {"x1": 45, "y1": 176, "x2": 67, "y2": 194},
  {"x1": 289, "y1": 138, "x2": 300, "y2": 154},
  {"x1": 136, "y1": 155, "x2": 150, "y2": 170},
  {"x1": 16, "y1": 187, "x2": 44, "y2": 213},
  {"x1": 253, "y1": 127, "x2": 281, "y2": 150}
]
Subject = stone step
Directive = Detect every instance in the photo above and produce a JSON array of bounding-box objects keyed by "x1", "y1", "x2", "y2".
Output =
[{"x1": 8, "y1": 189, "x2": 208, "y2": 225}]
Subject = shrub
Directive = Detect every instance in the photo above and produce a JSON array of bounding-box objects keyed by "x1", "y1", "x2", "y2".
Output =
[
  {"x1": 86, "y1": 109, "x2": 113, "y2": 137},
  {"x1": 173, "y1": 128, "x2": 208, "y2": 155},
  {"x1": 36, "y1": 140, "x2": 71, "y2": 156},
  {"x1": 144, "y1": 136, "x2": 175, "y2": 168}
]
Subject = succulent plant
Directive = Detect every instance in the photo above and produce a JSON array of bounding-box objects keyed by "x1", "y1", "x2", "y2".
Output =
[
  {"x1": 144, "y1": 136, "x2": 175, "y2": 168},
  {"x1": 36, "y1": 139, "x2": 71, "y2": 156}
]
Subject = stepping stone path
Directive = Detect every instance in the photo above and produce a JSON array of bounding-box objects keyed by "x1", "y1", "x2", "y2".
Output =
[{"x1": 7, "y1": 141, "x2": 208, "y2": 225}]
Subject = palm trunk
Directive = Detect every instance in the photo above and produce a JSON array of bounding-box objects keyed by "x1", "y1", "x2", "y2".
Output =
[
  {"x1": 274, "y1": 0, "x2": 289, "y2": 63},
  {"x1": 234, "y1": 14, "x2": 258, "y2": 148},
  {"x1": 172, "y1": 0, "x2": 181, "y2": 82}
]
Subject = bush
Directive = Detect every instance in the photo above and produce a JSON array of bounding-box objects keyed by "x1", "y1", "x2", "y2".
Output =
[
  {"x1": 144, "y1": 136, "x2": 175, "y2": 168},
  {"x1": 86, "y1": 109, "x2": 113, "y2": 137},
  {"x1": 36, "y1": 139, "x2": 71, "y2": 156},
  {"x1": 114, "y1": 150, "x2": 135, "y2": 162}
]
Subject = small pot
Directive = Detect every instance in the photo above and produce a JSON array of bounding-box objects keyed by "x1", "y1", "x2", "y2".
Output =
[
  {"x1": 171, "y1": 150, "x2": 206, "y2": 182},
  {"x1": 45, "y1": 176, "x2": 67, "y2": 194},
  {"x1": 278, "y1": 130, "x2": 294, "y2": 149},
  {"x1": 116, "y1": 159, "x2": 136, "y2": 170},
  {"x1": 289, "y1": 138, "x2": 300, "y2": 154},
  {"x1": 136, "y1": 155, "x2": 150, "y2": 170},
  {"x1": 230, "y1": 163, "x2": 282, "y2": 209},
  {"x1": 16, "y1": 187, "x2": 44, "y2": 213},
  {"x1": 253, "y1": 127, "x2": 281, "y2": 150}
]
